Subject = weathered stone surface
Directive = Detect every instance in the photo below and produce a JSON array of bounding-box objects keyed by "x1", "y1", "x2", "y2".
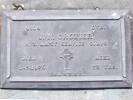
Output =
[{"x1": 0, "y1": 0, "x2": 133, "y2": 99}]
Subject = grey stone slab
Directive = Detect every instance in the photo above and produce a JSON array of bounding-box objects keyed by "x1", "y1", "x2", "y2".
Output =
[{"x1": 0, "y1": 9, "x2": 132, "y2": 89}]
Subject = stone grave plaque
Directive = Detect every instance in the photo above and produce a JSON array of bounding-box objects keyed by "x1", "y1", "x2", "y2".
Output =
[{"x1": 0, "y1": 10, "x2": 132, "y2": 89}]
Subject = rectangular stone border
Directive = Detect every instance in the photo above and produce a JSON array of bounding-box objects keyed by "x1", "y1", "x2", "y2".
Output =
[{"x1": 0, "y1": 10, "x2": 132, "y2": 89}]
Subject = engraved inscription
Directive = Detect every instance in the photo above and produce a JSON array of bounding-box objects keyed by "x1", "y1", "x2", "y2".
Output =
[
  {"x1": 11, "y1": 20, "x2": 122, "y2": 77},
  {"x1": 18, "y1": 64, "x2": 46, "y2": 71}
]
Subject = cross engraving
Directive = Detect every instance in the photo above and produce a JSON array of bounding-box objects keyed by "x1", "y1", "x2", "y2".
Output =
[{"x1": 60, "y1": 49, "x2": 73, "y2": 70}]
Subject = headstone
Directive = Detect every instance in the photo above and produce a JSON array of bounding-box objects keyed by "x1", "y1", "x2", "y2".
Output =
[{"x1": 0, "y1": 10, "x2": 132, "y2": 89}]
